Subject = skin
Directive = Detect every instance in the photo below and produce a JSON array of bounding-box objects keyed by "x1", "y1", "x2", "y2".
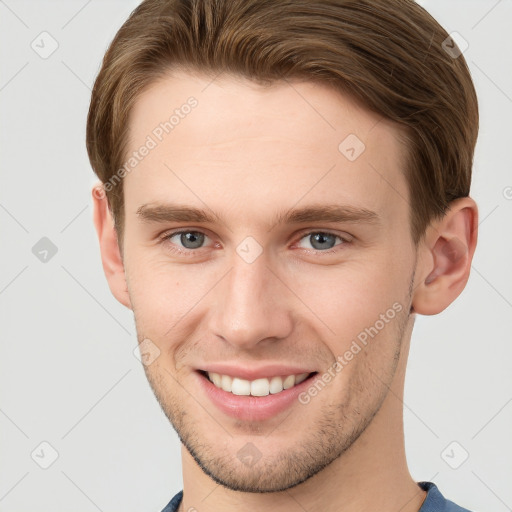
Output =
[{"x1": 93, "y1": 70, "x2": 478, "y2": 512}]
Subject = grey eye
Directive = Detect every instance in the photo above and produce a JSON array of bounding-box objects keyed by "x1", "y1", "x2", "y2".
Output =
[
  {"x1": 176, "y1": 231, "x2": 205, "y2": 249},
  {"x1": 299, "y1": 232, "x2": 341, "y2": 251}
]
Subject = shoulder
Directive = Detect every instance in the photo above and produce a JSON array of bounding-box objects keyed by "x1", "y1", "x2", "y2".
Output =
[
  {"x1": 418, "y1": 481, "x2": 475, "y2": 512},
  {"x1": 160, "y1": 484, "x2": 476, "y2": 512},
  {"x1": 160, "y1": 490, "x2": 183, "y2": 512}
]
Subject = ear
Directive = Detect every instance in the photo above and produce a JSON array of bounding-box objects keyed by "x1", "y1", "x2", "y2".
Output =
[
  {"x1": 92, "y1": 182, "x2": 132, "y2": 309},
  {"x1": 412, "y1": 197, "x2": 478, "y2": 315}
]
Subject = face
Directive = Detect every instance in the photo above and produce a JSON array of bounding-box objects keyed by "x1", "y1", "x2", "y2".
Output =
[{"x1": 120, "y1": 71, "x2": 418, "y2": 492}]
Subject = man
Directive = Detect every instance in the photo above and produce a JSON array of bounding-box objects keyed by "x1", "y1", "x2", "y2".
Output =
[{"x1": 87, "y1": 0, "x2": 479, "y2": 510}]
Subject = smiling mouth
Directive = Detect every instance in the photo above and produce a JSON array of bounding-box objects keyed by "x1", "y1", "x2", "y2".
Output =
[{"x1": 198, "y1": 370, "x2": 318, "y2": 397}]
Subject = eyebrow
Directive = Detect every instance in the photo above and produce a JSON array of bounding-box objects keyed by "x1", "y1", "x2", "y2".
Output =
[{"x1": 136, "y1": 203, "x2": 381, "y2": 227}]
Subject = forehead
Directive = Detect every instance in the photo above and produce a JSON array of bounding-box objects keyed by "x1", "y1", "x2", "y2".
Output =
[{"x1": 123, "y1": 70, "x2": 409, "y2": 229}]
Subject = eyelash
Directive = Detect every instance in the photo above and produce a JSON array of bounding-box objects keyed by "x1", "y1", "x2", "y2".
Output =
[{"x1": 158, "y1": 229, "x2": 351, "y2": 256}]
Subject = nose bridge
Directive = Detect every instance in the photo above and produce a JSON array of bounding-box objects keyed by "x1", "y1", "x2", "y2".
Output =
[{"x1": 210, "y1": 251, "x2": 292, "y2": 348}]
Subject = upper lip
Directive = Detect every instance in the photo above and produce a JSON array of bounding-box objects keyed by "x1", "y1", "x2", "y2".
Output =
[{"x1": 197, "y1": 363, "x2": 316, "y2": 381}]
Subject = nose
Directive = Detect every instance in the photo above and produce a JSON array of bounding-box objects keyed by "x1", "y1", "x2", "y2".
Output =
[{"x1": 208, "y1": 252, "x2": 294, "y2": 350}]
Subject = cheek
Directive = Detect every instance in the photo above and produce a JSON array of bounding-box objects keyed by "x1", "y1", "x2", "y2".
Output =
[
  {"x1": 292, "y1": 256, "x2": 409, "y2": 341},
  {"x1": 124, "y1": 254, "x2": 218, "y2": 340}
]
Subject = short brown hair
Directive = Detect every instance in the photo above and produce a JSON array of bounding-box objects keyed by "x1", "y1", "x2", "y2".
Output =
[{"x1": 86, "y1": 0, "x2": 478, "y2": 246}]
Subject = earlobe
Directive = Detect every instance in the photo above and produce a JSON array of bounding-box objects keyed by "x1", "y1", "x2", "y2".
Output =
[
  {"x1": 92, "y1": 183, "x2": 132, "y2": 309},
  {"x1": 412, "y1": 197, "x2": 478, "y2": 316}
]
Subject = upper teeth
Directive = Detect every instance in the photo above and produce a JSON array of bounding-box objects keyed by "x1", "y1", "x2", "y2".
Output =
[{"x1": 207, "y1": 372, "x2": 310, "y2": 396}]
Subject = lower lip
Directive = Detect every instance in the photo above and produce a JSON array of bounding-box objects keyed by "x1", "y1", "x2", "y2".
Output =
[{"x1": 195, "y1": 371, "x2": 318, "y2": 421}]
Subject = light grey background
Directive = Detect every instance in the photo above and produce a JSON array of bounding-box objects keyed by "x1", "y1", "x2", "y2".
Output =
[{"x1": 1, "y1": 1, "x2": 511, "y2": 511}]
